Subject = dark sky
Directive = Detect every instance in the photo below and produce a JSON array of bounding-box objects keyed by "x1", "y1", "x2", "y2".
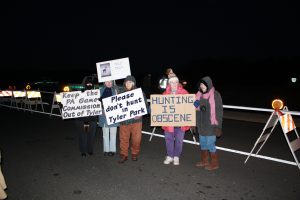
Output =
[{"x1": 1, "y1": 1, "x2": 300, "y2": 87}]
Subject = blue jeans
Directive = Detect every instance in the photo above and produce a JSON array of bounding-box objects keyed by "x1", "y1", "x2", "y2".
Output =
[
  {"x1": 199, "y1": 136, "x2": 216, "y2": 152},
  {"x1": 102, "y1": 126, "x2": 117, "y2": 153}
]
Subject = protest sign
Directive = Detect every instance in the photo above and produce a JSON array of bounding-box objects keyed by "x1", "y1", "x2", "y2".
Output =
[
  {"x1": 102, "y1": 88, "x2": 147, "y2": 125},
  {"x1": 61, "y1": 89, "x2": 102, "y2": 119},
  {"x1": 150, "y1": 94, "x2": 195, "y2": 126},
  {"x1": 96, "y1": 57, "x2": 131, "y2": 82}
]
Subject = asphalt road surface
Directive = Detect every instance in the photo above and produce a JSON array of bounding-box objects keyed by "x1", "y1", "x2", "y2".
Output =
[{"x1": 0, "y1": 107, "x2": 300, "y2": 200}]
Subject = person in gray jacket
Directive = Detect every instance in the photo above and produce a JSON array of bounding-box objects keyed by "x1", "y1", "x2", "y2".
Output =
[
  {"x1": 193, "y1": 76, "x2": 223, "y2": 170},
  {"x1": 98, "y1": 80, "x2": 119, "y2": 157}
]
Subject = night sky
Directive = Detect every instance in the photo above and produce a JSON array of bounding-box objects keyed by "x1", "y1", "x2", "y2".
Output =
[{"x1": 1, "y1": 1, "x2": 300, "y2": 105}]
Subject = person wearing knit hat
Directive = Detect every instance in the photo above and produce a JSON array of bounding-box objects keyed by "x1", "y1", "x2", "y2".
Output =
[
  {"x1": 161, "y1": 74, "x2": 190, "y2": 166},
  {"x1": 118, "y1": 75, "x2": 148, "y2": 163},
  {"x1": 193, "y1": 76, "x2": 223, "y2": 170},
  {"x1": 165, "y1": 68, "x2": 176, "y2": 79},
  {"x1": 167, "y1": 73, "x2": 179, "y2": 83}
]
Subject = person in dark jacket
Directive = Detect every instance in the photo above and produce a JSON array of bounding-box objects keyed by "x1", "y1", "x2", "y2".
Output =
[
  {"x1": 194, "y1": 76, "x2": 223, "y2": 170},
  {"x1": 118, "y1": 75, "x2": 147, "y2": 163},
  {"x1": 98, "y1": 80, "x2": 119, "y2": 157},
  {"x1": 75, "y1": 77, "x2": 98, "y2": 157}
]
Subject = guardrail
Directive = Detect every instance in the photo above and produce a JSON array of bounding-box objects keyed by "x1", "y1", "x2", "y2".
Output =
[{"x1": 1, "y1": 91, "x2": 300, "y2": 167}]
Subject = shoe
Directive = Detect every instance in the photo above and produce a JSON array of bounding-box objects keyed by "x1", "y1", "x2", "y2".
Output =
[
  {"x1": 163, "y1": 156, "x2": 173, "y2": 164},
  {"x1": 108, "y1": 152, "x2": 115, "y2": 156},
  {"x1": 131, "y1": 154, "x2": 138, "y2": 161},
  {"x1": 81, "y1": 153, "x2": 87, "y2": 157},
  {"x1": 111, "y1": 152, "x2": 115, "y2": 156},
  {"x1": 104, "y1": 152, "x2": 109, "y2": 156},
  {"x1": 118, "y1": 156, "x2": 128, "y2": 164},
  {"x1": 173, "y1": 157, "x2": 180, "y2": 165},
  {"x1": 132, "y1": 156, "x2": 138, "y2": 161},
  {"x1": 88, "y1": 152, "x2": 93, "y2": 156}
]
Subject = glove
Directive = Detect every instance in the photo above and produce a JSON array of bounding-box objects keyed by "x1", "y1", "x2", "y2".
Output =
[
  {"x1": 190, "y1": 126, "x2": 197, "y2": 134},
  {"x1": 193, "y1": 100, "x2": 200, "y2": 108},
  {"x1": 214, "y1": 127, "x2": 222, "y2": 137}
]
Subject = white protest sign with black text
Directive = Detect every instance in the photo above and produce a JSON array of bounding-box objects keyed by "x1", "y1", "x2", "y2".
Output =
[
  {"x1": 102, "y1": 88, "x2": 147, "y2": 125},
  {"x1": 96, "y1": 57, "x2": 131, "y2": 82},
  {"x1": 61, "y1": 90, "x2": 102, "y2": 119},
  {"x1": 150, "y1": 94, "x2": 195, "y2": 126}
]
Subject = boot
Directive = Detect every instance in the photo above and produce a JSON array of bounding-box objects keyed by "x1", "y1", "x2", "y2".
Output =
[
  {"x1": 131, "y1": 154, "x2": 138, "y2": 161},
  {"x1": 205, "y1": 152, "x2": 219, "y2": 170},
  {"x1": 196, "y1": 150, "x2": 209, "y2": 167},
  {"x1": 118, "y1": 155, "x2": 128, "y2": 164}
]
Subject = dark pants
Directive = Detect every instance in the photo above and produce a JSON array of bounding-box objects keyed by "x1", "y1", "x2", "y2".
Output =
[{"x1": 75, "y1": 121, "x2": 96, "y2": 154}]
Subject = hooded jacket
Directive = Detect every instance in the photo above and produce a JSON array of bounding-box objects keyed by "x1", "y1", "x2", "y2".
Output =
[{"x1": 195, "y1": 76, "x2": 223, "y2": 136}]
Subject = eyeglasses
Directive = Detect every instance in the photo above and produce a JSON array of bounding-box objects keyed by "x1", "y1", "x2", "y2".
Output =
[{"x1": 169, "y1": 81, "x2": 178, "y2": 84}]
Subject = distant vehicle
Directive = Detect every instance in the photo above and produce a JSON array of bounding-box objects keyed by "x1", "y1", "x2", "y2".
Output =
[
  {"x1": 32, "y1": 80, "x2": 60, "y2": 92},
  {"x1": 63, "y1": 74, "x2": 100, "y2": 92}
]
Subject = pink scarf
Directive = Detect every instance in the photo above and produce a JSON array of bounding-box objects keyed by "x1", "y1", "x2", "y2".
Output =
[{"x1": 196, "y1": 87, "x2": 218, "y2": 125}]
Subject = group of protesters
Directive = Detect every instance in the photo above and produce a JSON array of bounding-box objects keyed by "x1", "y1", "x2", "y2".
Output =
[{"x1": 76, "y1": 68, "x2": 223, "y2": 171}]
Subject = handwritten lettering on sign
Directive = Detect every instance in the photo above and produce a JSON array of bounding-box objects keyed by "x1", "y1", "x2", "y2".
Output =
[
  {"x1": 150, "y1": 94, "x2": 195, "y2": 126},
  {"x1": 102, "y1": 88, "x2": 147, "y2": 125},
  {"x1": 96, "y1": 57, "x2": 131, "y2": 82},
  {"x1": 61, "y1": 90, "x2": 102, "y2": 119}
]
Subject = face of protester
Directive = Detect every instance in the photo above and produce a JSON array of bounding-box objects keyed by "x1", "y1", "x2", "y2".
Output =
[
  {"x1": 169, "y1": 80, "x2": 178, "y2": 91},
  {"x1": 200, "y1": 83, "x2": 207, "y2": 93},
  {"x1": 104, "y1": 81, "x2": 113, "y2": 88},
  {"x1": 125, "y1": 80, "x2": 135, "y2": 90},
  {"x1": 85, "y1": 82, "x2": 93, "y2": 90}
]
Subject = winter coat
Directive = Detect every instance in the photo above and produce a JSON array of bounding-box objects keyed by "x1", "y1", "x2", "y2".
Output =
[
  {"x1": 77, "y1": 83, "x2": 98, "y2": 124},
  {"x1": 98, "y1": 86, "x2": 120, "y2": 127},
  {"x1": 119, "y1": 75, "x2": 149, "y2": 126},
  {"x1": 195, "y1": 76, "x2": 223, "y2": 136},
  {"x1": 162, "y1": 84, "x2": 190, "y2": 132}
]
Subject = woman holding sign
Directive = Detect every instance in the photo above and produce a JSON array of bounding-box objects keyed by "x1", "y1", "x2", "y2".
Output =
[
  {"x1": 194, "y1": 76, "x2": 223, "y2": 170},
  {"x1": 98, "y1": 80, "x2": 119, "y2": 157},
  {"x1": 118, "y1": 75, "x2": 147, "y2": 163},
  {"x1": 162, "y1": 74, "x2": 190, "y2": 166}
]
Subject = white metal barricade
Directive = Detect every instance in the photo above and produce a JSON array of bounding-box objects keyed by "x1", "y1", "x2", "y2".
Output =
[
  {"x1": 12, "y1": 91, "x2": 26, "y2": 110},
  {"x1": 0, "y1": 91, "x2": 13, "y2": 105},
  {"x1": 50, "y1": 92, "x2": 62, "y2": 117},
  {"x1": 245, "y1": 106, "x2": 300, "y2": 170},
  {"x1": 24, "y1": 90, "x2": 44, "y2": 112}
]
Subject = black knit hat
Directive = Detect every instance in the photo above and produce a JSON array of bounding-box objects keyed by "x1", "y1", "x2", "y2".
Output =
[{"x1": 124, "y1": 75, "x2": 136, "y2": 84}]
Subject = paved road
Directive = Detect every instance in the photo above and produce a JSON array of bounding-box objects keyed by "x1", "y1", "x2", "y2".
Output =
[{"x1": 0, "y1": 107, "x2": 300, "y2": 200}]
